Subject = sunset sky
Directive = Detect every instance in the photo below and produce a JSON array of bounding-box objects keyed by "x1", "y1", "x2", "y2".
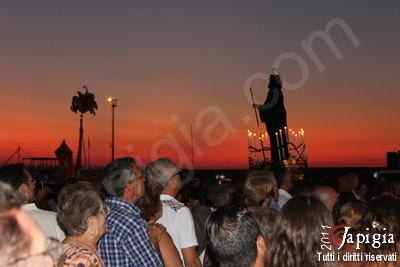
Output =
[{"x1": 1, "y1": 1, "x2": 399, "y2": 169}]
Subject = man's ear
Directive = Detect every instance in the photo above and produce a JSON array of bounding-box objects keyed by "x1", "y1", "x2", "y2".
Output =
[
  {"x1": 126, "y1": 182, "x2": 136, "y2": 194},
  {"x1": 18, "y1": 183, "x2": 29, "y2": 200},
  {"x1": 257, "y1": 235, "x2": 267, "y2": 256}
]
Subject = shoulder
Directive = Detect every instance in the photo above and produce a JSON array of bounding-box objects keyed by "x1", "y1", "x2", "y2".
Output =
[
  {"x1": 162, "y1": 199, "x2": 186, "y2": 212},
  {"x1": 57, "y1": 243, "x2": 103, "y2": 267}
]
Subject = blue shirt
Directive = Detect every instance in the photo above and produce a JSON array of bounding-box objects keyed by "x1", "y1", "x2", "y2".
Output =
[
  {"x1": 97, "y1": 197, "x2": 162, "y2": 267},
  {"x1": 268, "y1": 200, "x2": 280, "y2": 211}
]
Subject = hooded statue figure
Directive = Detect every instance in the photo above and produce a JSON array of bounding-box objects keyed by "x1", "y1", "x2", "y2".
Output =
[{"x1": 253, "y1": 74, "x2": 288, "y2": 161}]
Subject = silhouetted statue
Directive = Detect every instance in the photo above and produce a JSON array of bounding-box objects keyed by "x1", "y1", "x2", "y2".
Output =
[{"x1": 253, "y1": 75, "x2": 288, "y2": 161}]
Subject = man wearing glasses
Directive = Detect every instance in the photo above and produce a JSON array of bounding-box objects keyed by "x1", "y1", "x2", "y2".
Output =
[
  {"x1": 98, "y1": 157, "x2": 162, "y2": 267},
  {"x1": 0, "y1": 164, "x2": 65, "y2": 243},
  {"x1": 146, "y1": 158, "x2": 201, "y2": 267}
]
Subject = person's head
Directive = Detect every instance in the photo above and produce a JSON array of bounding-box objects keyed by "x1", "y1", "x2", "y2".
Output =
[
  {"x1": 244, "y1": 175, "x2": 274, "y2": 212},
  {"x1": 332, "y1": 192, "x2": 358, "y2": 224},
  {"x1": 338, "y1": 173, "x2": 359, "y2": 193},
  {"x1": 205, "y1": 205, "x2": 266, "y2": 267},
  {"x1": 266, "y1": 195, "x2": 334, "y2": 267},
  {"x1": 362, "y1": 196, "x2": 400, "y2": 254},
  {"x1": 313, "y1": 186, "x2": 338, "y2": 214},
  {"x1": 0, "y1": 181, "x2": 55, "y2": 267},
  {"x1": 247, "y1": 170, "x2": 279, "y2": 202},
  {"x1": 57, "y1": 182, "x2": 107, "y2": 242},
  {"x1": 346, "y1": 173, "x2": 359, "y2": 191},
  {"x1": 104, "y1": 157, "x2": 136, "y2": 174},
  {"x1": 103, "y1": 158, "x2": 144, "y2": 203},
  {"x1": 268, "y1": 163, "x2": 292, "y2": 191},
  {"x1": 208, "y1": 185, "x2": 232, "y2": 209},
  {"x1": 136, "y1": 182, "x2": 163, "y2": 222},
  {"x1": 268, "y1": 74, "x2": 282, "y2": 89},
  {"x1": 0, "y1": 164, "x2": 36, "y2": 203},
  {"x1": 337, "y1": 202, "x2": 366, "y2": 234},
  {"x1": 145, "y1": 158, "x2": 182, "y2": 197}
]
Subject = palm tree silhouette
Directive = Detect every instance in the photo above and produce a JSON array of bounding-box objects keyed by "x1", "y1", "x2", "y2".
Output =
[{"x1": 71, "y1": 85, "x2": 97, "y2": 176}]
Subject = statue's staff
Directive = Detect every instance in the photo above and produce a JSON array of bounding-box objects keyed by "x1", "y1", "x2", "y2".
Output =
[{"x1": 250, "y1": 88, "x2": 266, "y2": 162}]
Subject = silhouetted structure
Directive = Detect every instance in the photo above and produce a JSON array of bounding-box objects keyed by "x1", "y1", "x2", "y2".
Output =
[{"x1": 255, "y1": 74, "x2": 289, "y2": 161}]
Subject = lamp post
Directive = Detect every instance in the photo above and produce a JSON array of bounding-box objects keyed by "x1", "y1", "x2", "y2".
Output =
[{"x1": 107, "y1": 97, "x2": 118, "y2": 161}]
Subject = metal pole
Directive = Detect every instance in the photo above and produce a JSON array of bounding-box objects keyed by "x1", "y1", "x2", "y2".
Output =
[{"x1": 111, "y1": 103, "x2": 115, "y2": 161}]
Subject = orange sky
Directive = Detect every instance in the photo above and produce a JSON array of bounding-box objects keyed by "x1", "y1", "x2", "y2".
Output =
[{"x1": 1, "y1": 2, "x2": 399, "y2": 168}]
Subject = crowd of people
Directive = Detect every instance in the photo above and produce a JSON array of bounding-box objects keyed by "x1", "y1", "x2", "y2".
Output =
[{"x1": 0, "y1": 158, "x2": 399, "y2": 267}]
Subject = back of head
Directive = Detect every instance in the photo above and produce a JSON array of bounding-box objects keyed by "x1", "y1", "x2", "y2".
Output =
[
  {"x1": 145, "y1": 158, "x2": 178, "y2": 189},
  {"x1": 362, "y1": 196, "x2": 400, "y2": 254},
  {"x1": 313, "y1": 186, "x2": 338, "y2": 213},
  {"x1": 252, "y1": 207, "x2": 278, "y2": 244},
  {"x1": 104, "y1": 157, "x2": 135, "y2": 175},
  {"x1": 268, "y1": 163, "x2": 289, "y2": 189},
  {"x1": 208, "y1": 185, "x2": 231, "y2": 209},
  {"x1": 57, "y1": 182, "x2": 102, "y2": 236},
  {"x1": 244, "y1": 175, "x2": 274, "y2": 210},
  {"x1": 0, "y1": 181, "x2": 30, "y2": 267},
  {"x1": 136, "y1": 182, "x2": 163, "y2": 221},
  {"x1": 102, "y1": 166, "x2": 137, "y2": 197},
  {"x1": 205, "y1": 205, "x2": 261, "y2": 267},
  {"x1": 266, "y1": 195, "x2": 334, "y2": 267},
  {"x1": 0, "y1": 164, "x2": 28, "y2": 191},
  {"x1": 337, "y1": 202, "x2": 366, "y2": 233}
]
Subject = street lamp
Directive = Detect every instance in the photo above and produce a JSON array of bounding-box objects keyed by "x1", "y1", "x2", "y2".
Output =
[{"x1": 107, "y1": 97, "x2": 118, "y2": 161}]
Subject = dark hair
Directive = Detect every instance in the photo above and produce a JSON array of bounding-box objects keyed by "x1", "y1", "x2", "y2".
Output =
[
  {"x1": 337, "y1": 202, "x2": 366, "y2": 234},
  {"x1": 136, "y1": 182, "x2": 163, "y2": 221},
  {"x1": 268, "y1": 163, "x2": 288, "y2": 188},
  {"x1": 0, "y1": 164, "x2": 29, "y2": 190},
  {"x1": 0, "y1": 181, "x2": 24, "y2": 211},
  {"x1": 57, "y1": 182, "x2": 102, "y2": 236},
  {"x1": 332, "y1": 192, "x2": 358, "y2": 224},
  {"x1": 252, "y1": 207, "x2": 278, "y2": 244},
  {"x1": 0, "y1": 181, "x2": 30, "y2": 264},
  {"x1": 266, "y1": 195, "x2": 337, "y2": 267},
  {"x1": 205, "y1": 205, "x2": 261, "y2": 267},
  {"x1": 362, "y1": 196, "x2": 400, "y2": 255},
  {"x1": 208, "y1": 185, "x2": 231, "y2": 209}
]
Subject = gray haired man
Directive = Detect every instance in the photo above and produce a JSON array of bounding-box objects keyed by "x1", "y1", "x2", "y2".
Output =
[
  {"x1": 98, "y1": 157, "x2": 162, "y2": 267},
  {"x1": 146, "y1": 158, "x2": 201, "y2": 267}
]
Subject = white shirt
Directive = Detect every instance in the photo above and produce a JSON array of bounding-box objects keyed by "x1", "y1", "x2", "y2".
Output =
[
  {"x1": 22, "y1": 203, "x2": 65, "y2": 242},
  {"x1": 157, "y1": 194, "x2": 198, "y2": 263},
  {"x1": 277, "y1": 189, "x2": 292, "y2": 209}
]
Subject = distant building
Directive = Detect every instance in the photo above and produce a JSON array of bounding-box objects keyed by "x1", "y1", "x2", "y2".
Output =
[{"x1": 387, "y1": 151, "x2": 400, "y2": 169}]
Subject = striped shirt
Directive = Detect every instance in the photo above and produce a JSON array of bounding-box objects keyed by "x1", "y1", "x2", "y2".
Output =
[{"x1": 97, "y1": 197, "x2": 162, "y2": 267}]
